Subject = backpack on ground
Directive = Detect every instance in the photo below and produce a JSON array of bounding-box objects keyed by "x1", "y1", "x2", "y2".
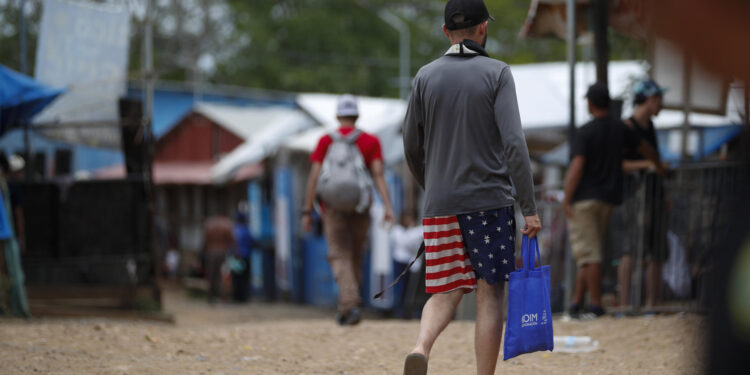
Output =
[{"x1": 316, "y1": 129, "x2": 373, "y2": 213}]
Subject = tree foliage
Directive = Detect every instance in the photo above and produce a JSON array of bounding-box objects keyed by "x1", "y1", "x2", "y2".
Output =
[{"x1": 0, "y1": 0, "x2": 646, "y2": 98}]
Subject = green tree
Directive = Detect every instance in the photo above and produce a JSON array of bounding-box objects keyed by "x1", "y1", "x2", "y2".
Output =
[{"x1": 1, "y1": 0, "x2": 645, "y2": 97}]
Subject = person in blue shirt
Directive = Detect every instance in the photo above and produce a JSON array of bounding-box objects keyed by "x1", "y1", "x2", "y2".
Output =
[{"x1": 232, "y1": 211, "x2": 254, "y2": 303}]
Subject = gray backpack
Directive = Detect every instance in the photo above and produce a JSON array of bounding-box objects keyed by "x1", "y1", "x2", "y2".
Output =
[{"x1": 316, "y1": 129, "x2": 373, "y2": 213}]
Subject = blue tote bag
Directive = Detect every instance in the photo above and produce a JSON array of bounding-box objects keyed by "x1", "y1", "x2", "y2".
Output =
[{"x1": 503, "y1": 235, "x2": 554, "y2": 360}]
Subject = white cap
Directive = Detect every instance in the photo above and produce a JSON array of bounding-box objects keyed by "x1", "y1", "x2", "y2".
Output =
[{"x1": 336, "y1": 94, "x2": 359, "y2": 117}]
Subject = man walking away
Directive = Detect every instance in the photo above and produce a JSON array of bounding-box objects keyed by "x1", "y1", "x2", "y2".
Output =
[
  {"x1": 402, "y1": 1, "x2": 541, "y2": 373},
  {"x1": 562, "y1": 82, "x2": 664, "y2": 318},
  {"x1": 203, "y1": 215, "x2": 235, "y2": 304},
  {"x1": 301, "y1": 94, "x2": 394, "y2": 326}
]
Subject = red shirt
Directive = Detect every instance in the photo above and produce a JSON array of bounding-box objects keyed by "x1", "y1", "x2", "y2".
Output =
[{"x1": 310, "y1": 127, "x2": 383, "y2": 166}]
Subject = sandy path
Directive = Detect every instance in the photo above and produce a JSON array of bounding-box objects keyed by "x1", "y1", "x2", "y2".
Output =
[{"x1": 0, "y1": 290, "x2": 705, "y2": 375}]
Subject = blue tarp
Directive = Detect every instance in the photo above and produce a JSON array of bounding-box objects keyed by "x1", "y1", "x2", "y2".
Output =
[
  {"x1": 656, "y1": 125, "x2": 745, "y2": 162},
  {"x1": 0, "y1": 65, "x2": 64, "y2": 136}
]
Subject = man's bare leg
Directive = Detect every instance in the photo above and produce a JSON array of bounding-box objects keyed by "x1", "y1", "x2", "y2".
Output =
[
  {"x1": 572, "y1": 265, "x2": 587, "y2": 306},
  {"x1": 410, "y1": 289, "x2": 464, "y2": 359},
  {"x1": 618, "y1": 255, "x2": 634, "y2": 308},
  {"x1": 645, "y1": 261, "x2": 662, "y2": 309},
  {"x1": 586, "y1": 262, "x2": 603, "y2": 307},
  {"x1": 475, "y1": 279, "x2": 505, "y2": 375}
]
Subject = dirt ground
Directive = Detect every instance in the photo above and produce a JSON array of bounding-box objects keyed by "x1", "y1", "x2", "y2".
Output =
[{"x1": 0, "y1": 289, "x2": 706, "y2": 375}]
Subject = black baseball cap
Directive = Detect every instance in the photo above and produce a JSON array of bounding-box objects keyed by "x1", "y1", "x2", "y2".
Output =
[
  {"x1": 444, "y1": 0, "x2": 495, "y2": 30},
  {"x1": 585, "y1": 81, "x2": 611, "y2": 109}
]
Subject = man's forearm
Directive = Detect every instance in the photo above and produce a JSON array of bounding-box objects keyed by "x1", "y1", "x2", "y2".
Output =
[
  {"x1": 370, "y1": 160, "x2": 393, "y2": 210},
  {"x1": 507, "y1": 153, "x2": 537, "y2": 216},
  {"x1": 374, "y1": 175, "x2": 393, "y2": 210},
  {"x1": 403, "y1": 130, "x2": 425, "y2": 189},
  {"x1": 563, "y1": 157, "x2": 585, "y2": 203},
  {"x1": 404, "y1": 153, "x2": 425, "y2": 189},
  {"x1": 303, "y1": 163, "x2": 322, "y2": 211},
  {"x1": 623, "y1": 159, "x2": 653, "y2": 172},
  {"x1": 501, "y1": 137, "x2": 537, "y2": 216},
  {"x1": 637, "y1": 141, "x2": 665, "y2": 174}
]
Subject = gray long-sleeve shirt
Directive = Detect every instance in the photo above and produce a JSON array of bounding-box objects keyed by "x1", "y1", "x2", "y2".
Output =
[{"x1": 403, "y1": 43, "x2": 537, "y2": 217}]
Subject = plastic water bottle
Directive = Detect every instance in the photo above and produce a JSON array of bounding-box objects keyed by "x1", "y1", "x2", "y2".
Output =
[{"x1": 553, "y1": 336, "x2": 600, "y2": 353}]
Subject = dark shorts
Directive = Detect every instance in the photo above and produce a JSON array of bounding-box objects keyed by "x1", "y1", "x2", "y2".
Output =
[
  {"x1": 457, "y1": 206, "x2": 517, "y2": 284},
  {"x1": 422, "y1": 206, "x2": 517, "y2": 294}
]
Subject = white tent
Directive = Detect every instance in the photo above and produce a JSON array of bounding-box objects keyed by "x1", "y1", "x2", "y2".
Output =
[
  {"x1": 213, "y1": 61, "x2": 743, "y2": 181},
  {"x1": 511, "y1": 60, "x2": 742, "y2": 130},
  {"x1": 206, "y1": 103, "x2": 318, "y2": 183},
  {"x1": 284, "y1": 93, "x2": 407, "y2": 165}
]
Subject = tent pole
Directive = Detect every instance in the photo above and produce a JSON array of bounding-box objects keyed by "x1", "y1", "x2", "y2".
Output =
[
  {"x1": 19, "y1": 0, "x2": 27, "y2": 75},
  {"x1": 19, "y1": 0, "x2": 32, "y2": 181},
  {"x1": 567, "y1": 0, "x2": 577, "y2": 153},
  {"x1": 565, "y1": 0, "x2": 577, "y2": 314},
  {"x1": 142, "y1": 0, "x2": 161, "y2": 307},
  {"x1": 681, "y1": 53, "x2": 692, "y2": 161},
  {"x1": 593, "y1": 0, "x2": 609, "y2": 86}
]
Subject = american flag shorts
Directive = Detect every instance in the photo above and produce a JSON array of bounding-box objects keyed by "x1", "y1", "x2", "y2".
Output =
[{"x1": 423, "y1": 206, "x2": 517, "y2": 294}]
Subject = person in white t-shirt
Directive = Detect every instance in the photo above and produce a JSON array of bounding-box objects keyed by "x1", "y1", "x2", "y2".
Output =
[{"x1": 390, "y1": 212, "x2": 424, "y2": 319}]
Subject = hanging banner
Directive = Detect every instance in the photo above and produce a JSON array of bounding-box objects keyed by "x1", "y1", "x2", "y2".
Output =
[{"x1": 33, "y1": 0, "x2": 131, "y2": 148}]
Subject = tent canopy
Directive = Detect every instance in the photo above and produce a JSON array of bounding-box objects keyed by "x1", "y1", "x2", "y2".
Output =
[
  {"x1": 209, "y1": 105, "x2": 318, "y2": 183},
  {"x1": 512, "y1": 61, "x2": 743, "y2": 131},
  {"x1": 0, "y1": 65, "x2": 64, "y2": 136}
]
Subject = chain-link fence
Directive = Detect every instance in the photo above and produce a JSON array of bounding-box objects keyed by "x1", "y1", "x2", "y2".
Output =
[{"x1": 535, "y1": 162, "x2": 747, "y2": 314}]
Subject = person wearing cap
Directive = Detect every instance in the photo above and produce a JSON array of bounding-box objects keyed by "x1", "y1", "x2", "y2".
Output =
[
  {"x1": 301, "y1": 94, "x2": 394, "y2": 326},
  {"x1": 402, "y1": 1, "x2": 540, "y2": 374},
  {"x1": 618, "y1": 79, "x2": 670, "y2": 310},
  {"x1": 562, "y1": 82, "x2": 665, "y2": 318},
  {"x1": 203, "y1": 214, "x2": 235, "y2": 304}
]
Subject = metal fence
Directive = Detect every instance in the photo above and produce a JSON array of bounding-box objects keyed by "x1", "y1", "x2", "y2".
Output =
[
  {"x1": 534, "y1": 162, "x2": 747, "y2": 314},
  {"x1": 19, "y1": 179, "x2": 154, "y2": 286}
]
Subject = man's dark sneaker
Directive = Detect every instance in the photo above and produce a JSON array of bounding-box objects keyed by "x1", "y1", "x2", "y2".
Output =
[
  {"x1": 568, "y1": 303, "x2": 582, "y2": 318},
  {"x1": 344, "y1": 308, "x2": 362, "y2": 326},
  {"x1": 587, "y1": 305, "x2": 606, "y2": 317},
  {"x1": 336, "y1": 312, "x2": 347, "y2": 326}
]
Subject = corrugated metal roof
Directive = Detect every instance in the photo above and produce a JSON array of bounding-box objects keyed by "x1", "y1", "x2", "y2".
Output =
[{"x1": 193, "y1": 103, "x2": 300, "y2": 141}]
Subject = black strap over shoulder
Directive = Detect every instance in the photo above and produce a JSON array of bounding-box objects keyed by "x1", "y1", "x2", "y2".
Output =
[
  {"x1": 462, "y1": 39, "x2": 489, "y2": 57},
  {"x1": 373, "y1": 242, "x2": 425, "y2": 300},
  {"x1": 445, "y1": 39, "x2": 490, "y2": 58}
]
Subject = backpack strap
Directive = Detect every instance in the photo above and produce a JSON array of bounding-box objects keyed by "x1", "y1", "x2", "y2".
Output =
[
  {"x1": 343, "y1": 129, "x2": 362, "y2": 143},
  {"x1": 329, "y1": 129, "x2": 362, "y2": 144},
  {"x1": 329, "y1": 131, "x2": 343, "y2": 142}
]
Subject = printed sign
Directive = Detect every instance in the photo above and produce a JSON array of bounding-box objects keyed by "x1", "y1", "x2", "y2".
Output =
[{"x1": 34, "y1": 0, "x2": 131, "y2": 148}]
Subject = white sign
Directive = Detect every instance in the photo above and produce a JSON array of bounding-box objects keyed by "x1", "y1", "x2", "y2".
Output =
[
  {"x1": 652, "y1": 38, "x2": 727, "y2": 114},
  {"x1": 34, "y1": 0, "x2": 131, "y2": 148}
]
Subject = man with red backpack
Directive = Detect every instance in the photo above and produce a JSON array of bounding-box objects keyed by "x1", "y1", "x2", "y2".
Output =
[{"x1": 301, "y1": 94, "x2": 394, "y2": 325}]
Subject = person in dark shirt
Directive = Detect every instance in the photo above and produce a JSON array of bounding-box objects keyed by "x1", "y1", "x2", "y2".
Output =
[
  {"x1": 562, "y1": 82, "x2": 664, "y2": 317},
  {"x1": 231, "y1": 211, "x2": 254, "y2": 303},
  {"x1": 619, "y1": 79, "x2": 670, "y2": 310}
]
